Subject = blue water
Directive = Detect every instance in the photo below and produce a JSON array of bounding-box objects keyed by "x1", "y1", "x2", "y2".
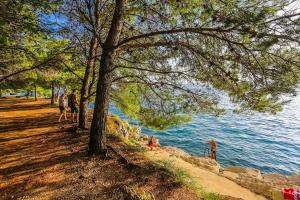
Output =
[{"x1": 91, "y1": 92, "x2": 300, "y2": 175}]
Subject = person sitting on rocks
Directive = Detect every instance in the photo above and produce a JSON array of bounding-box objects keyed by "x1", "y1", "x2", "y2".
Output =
[
  {"x1": 146, "y1": 135, "x2": 160, "y2": 150},
  {"x1": 208, "y1": 139, "x2": 217, "y2": 160}
]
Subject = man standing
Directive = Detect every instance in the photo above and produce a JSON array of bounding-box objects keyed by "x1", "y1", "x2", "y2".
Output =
[
  {"x1": 209, "y1": 139, "x2": 217, "y2": 160},
  {"x1": 69, "y1": 89, "x2": 79, "y2": 123}
]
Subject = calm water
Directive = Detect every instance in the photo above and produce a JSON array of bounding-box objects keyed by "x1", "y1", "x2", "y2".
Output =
[{"x1": 92, "y1": 91, "x2": 300, "y2": 175}]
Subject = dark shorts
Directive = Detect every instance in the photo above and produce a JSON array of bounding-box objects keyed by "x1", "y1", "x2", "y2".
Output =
[
  {"x1": 59, "y1": 106, "x2": 65, "y2": 114},
  {"x1": 71, "y1": 105, "x2": 79, "y2": 113}
]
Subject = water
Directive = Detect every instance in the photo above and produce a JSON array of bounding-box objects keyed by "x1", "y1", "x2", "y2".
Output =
[{"x1": 91, "y1": 93, "x2": 300, "y2": 175}]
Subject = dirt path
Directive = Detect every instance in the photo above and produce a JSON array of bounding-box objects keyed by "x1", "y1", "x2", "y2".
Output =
[
  {"x1": 0, "y1": 99, "x2": 199, "y2": 200},
  {"x1": 147, "y1": 150, "x2": 266, "y2": 200}
]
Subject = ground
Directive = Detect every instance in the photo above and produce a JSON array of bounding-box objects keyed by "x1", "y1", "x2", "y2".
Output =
[{"x1": 0, "y1": 98, "x2": 199, "y2": 200}]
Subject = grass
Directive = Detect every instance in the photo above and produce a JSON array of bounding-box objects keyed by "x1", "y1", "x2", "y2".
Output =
[
  {"x1": 138, "y1": 190, "x2": 155, "y2": 200},
  {"x1": 118, "y1": 135, "x2": 147, "y2": 153},
  {"x1": 269, "y1": 188, "x2": 284, "y2": 200},
  {"x1": 121, "y1": 185, "x2": 155, "y2": 200},
  {"x1": 156, "y1": 159, "x2": 220, "y2": 200}
]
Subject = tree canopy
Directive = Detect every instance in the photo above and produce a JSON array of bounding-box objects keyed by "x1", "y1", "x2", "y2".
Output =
[
  {"x1": 56, "y1": 0, "x2": 300, "y2": 131},
  {"x1": 1, "y1": 0, "x2": 300, "y2": 153}
]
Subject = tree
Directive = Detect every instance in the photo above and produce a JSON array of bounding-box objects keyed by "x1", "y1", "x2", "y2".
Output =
[
  {"x1": 3, "y1": 0, "x2": 299, "y2": 156},
  {"x1": 0, "y1": 0, "x2": 62, "y2": 81},
  {"x1": 82, "y1": 0, "x2": 300, "y2": 155},
  {"x1": 50, "y1": 0, "x2": 104, "y2": 129}
]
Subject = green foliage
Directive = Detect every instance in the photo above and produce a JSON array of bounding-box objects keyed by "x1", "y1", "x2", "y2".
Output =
[
  {"x1": 117, "y1": 0, "x2": 300, "y2": 118},
  {"x1": 114, "y1": 84, "x2": 141, "y2": 119},
  {"x1": 121, "y1": 185, "x2": 155, "y2": 200},
  {"x1": 118, "y1": 135, "x2": 146, "y2": 153},
  {"x1": 2, "y1": 0, "x2": 300, "y2": 132},
  {"x1": 0, "y1": 0, "x2": 79, "y2": 96},
  {"x1": 36, "y1": 86, "x2": 51, "y2": 98},
  {"x1": 139, "y1": 109, "x2": 192, "y2": 130},
  {"x1": 137, "y1": 191, "x2": 154, "y2": 200}
]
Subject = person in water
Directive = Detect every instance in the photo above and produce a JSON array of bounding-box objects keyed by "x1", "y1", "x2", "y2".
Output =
[
  {"x1": 58, "y1": 93, "x2": 67, "y2": 122},
  {"x1": 208, "y1": 139, "x2": 217, "y2": 160},
  {"x1": 69, "y1": 89, "x2": 79, "y2": 123},
  {"x1": 147, "y1": 135, "x2": 160, "y2": 150}
]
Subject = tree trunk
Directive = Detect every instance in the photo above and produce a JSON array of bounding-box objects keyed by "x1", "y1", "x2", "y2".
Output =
[
  {"x1": 89, "y1": 51, "x2": 113, "y2": 154},
  {"x1": 51, "y1": 81, "x2": 55, "y2": 104},
  {"x1": 34, "y1": 83, "x2": 38, "y2": 101},
  {"x1": 78, "y1": 0, "x2": 104, "y2": 129},
  {"x1": 78, "y1": 34, "x2": 99, "y2": 129},
  {"x1": 89, "y1": 0, "x2": 127, "y2": 155}
]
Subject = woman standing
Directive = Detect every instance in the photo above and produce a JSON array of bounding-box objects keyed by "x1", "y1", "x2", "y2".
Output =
[{"x1": 58, "y1": 93, "x2": 67, "y2": 122}]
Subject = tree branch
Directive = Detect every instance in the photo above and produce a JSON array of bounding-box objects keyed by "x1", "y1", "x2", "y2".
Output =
[{"x1": 117, "y1": 27, "x2": 232, "y2": 47}]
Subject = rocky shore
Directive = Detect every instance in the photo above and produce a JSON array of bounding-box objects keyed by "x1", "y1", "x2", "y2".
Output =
[
  {"x1": 108, "y1": 113, "x2": 300, "y2": 199},
  {"x1": 160, "y1": 146, "x2": 300, "y2": 199}
]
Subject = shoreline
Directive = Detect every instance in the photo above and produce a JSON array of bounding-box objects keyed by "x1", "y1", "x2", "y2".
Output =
[
  {"x1": 104, "y1": 104, "x2": 298, "y2": 179},
  {"x1": 108, "y1": 112, "x2": 300, "y2": 199},
  {"x1": 104, "y1": 102, "x2": 300, "y2": 176},
  {"x1": 144, "y1": 145, "x2": 300, "y2": 199}
]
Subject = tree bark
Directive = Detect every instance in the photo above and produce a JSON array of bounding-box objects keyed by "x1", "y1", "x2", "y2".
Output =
[
  {"x1": 89, "y1": 0, "x2": 127, "y2": 155},
  {"x1": 78, "y1": 0, "x2": 102, "y2": 129},
  {"x1": 51, "y1": 81, "x2": 55, "y2": 104},
  {"x1": 78, "y1": 37, "x2": 98, "y2": 129},
  {"x1": 34, "y1": 83, "x2": 38, "y2": 101},
  {"x1": 72, "y1": 1, "x2": 104, "y2": 130}
]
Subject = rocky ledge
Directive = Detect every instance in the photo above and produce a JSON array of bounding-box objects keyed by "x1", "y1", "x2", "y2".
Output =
[
  {"x1": 106, "y1": 116, "x2": 300, "y2": 199},
  {"x1": 162, "y1": 146, "x2": 300, "y2": 199}
]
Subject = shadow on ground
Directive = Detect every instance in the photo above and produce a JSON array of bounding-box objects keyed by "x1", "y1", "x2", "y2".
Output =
[{"x1": 0, "y1": 99, "x2": 199, "y2": 200}]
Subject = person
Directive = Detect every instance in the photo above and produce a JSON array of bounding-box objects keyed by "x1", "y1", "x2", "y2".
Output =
[
  {"x1": 147, "y1": 135, "x2": 160, "y2": 150},
  {"x1": 58, "y1": 93, "x2": 67, "y2": 122},
  {"x1": 208, "y1": 139, "x2": 217, "y2": 160},
  {"x1": 69, "y1": 89, "x2": 79, "y2": 123}
]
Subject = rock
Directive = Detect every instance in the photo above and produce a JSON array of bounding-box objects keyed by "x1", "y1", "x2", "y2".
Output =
[
  {"x1": 220, "y1": 195, "x2": 243, "y2": 200},
  {"x1": 263, "y1": 173, "x2": 291, "y2": 186},
  {"x1": 186, "y1": 156, "x2": 221, "y2": 173},
  {"x1": 140, "y1": 134, "x2": 148, "y2": 141},
  {"x1": 162, "y1": 146, "x2": 221, "y2": 173},
  {"x1": 290, "y1": 174, "x2": 300, "y2": 185},
  {"x1": 219, "y1": 169, "x2": 273, "y2": 199},
  {"x1": 221, "y1": 170, "x2": 240, "y2": 180},
  {"x1": 107, "y1": 114, "x2": 141, "y2": 140},
  {"x1": 128, "y1": 125, "x2": 141, "y2": 139},
  {"x1": 223, "y1": 166, "x2": 262, "y2": 180},
  {"x1": 163, "y1": 146, "x2": 191, "y2": 158}
]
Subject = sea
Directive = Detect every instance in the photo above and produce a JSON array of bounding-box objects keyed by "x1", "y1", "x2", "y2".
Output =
[{"x1": 98, "y1": 91, "x2": 300, "y2": 175}]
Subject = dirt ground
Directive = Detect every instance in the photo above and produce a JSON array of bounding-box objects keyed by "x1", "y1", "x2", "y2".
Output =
[{"x1": 0, "y1": 98, "x2": 199, "y2": 200}]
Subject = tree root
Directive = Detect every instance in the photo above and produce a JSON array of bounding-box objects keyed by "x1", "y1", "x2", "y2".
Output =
[{"x1": 106, "y1": 144, "x2": 143, "y2": 170}]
